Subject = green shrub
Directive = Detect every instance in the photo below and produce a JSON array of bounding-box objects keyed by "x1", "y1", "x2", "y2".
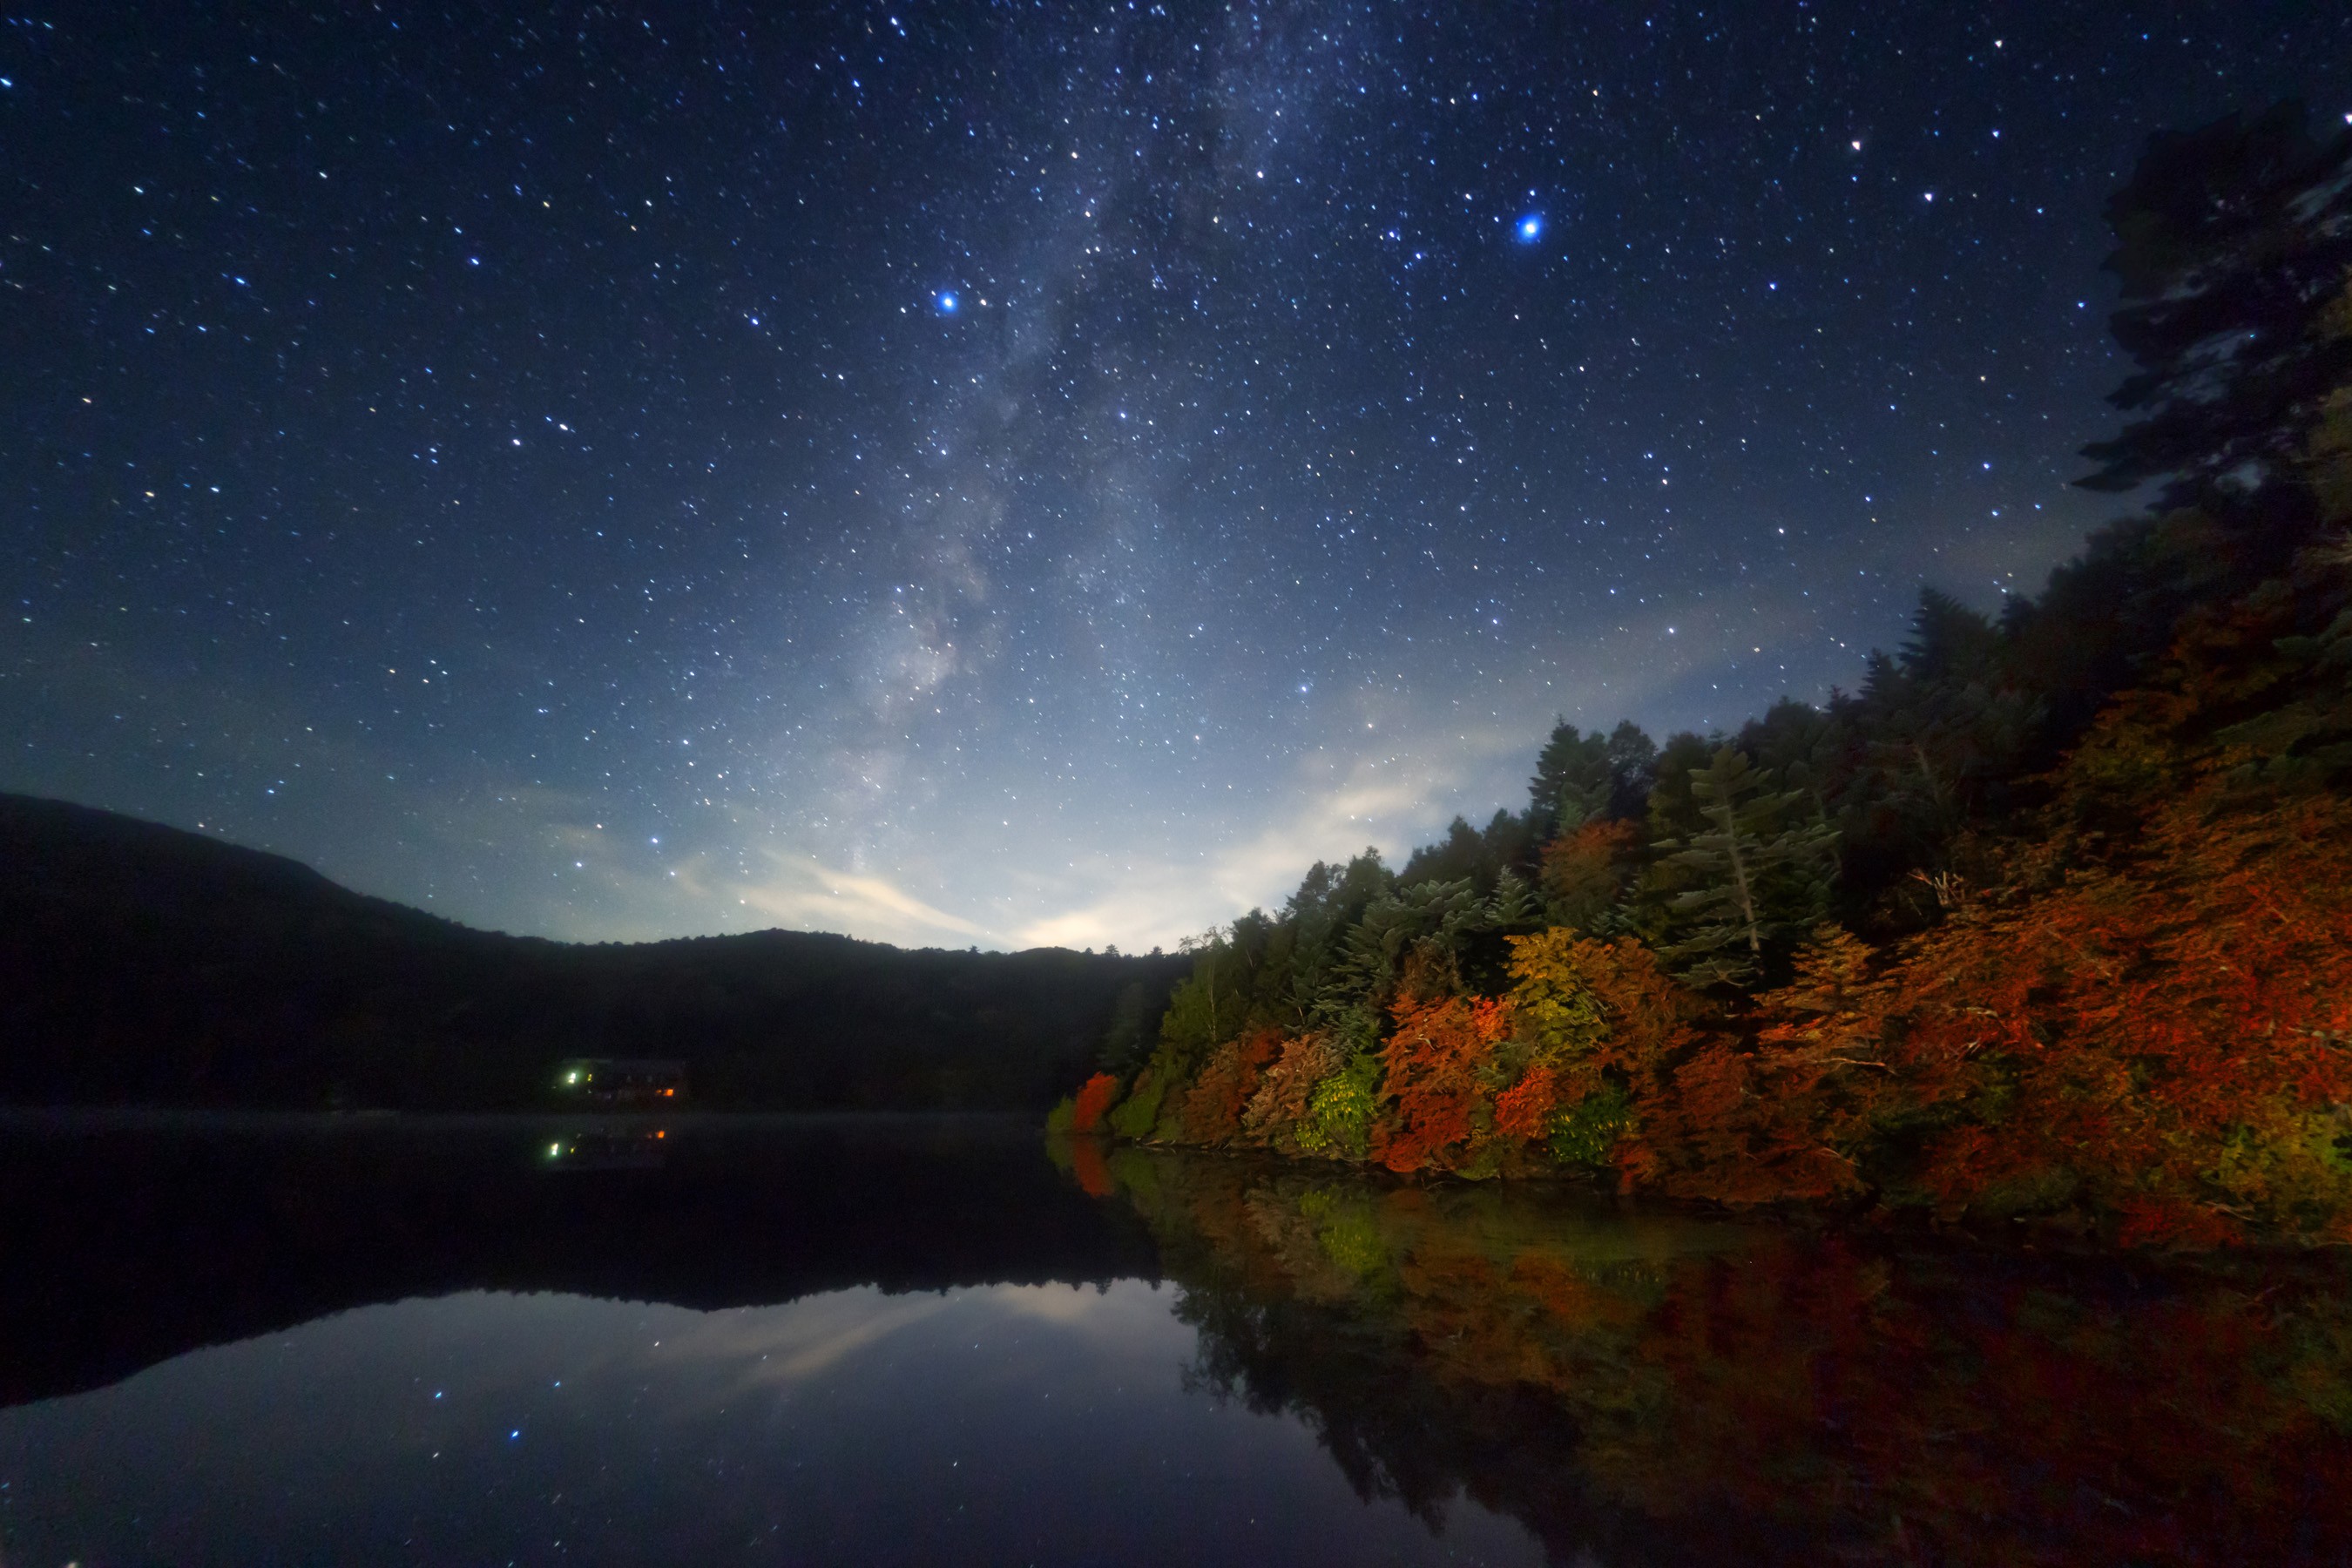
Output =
[
  {"x1": 1546, "y1": 1082, "x2": 1632, "y2": 1167},
  {"x1": 1109, "y1": 1068, "x2": 1166, "y2": 1139},
  {"x1": 1296, "y1": 1051, "x2": 1382, "y2": 1159}
]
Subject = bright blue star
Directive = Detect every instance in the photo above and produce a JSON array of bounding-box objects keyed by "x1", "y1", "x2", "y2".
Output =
[
  {"x1": 935, "y1": 291, "x2": 958, "y2": 314},
  {"x1": 1515, "y1": 215, "x2": 1543, "y2": 242}
]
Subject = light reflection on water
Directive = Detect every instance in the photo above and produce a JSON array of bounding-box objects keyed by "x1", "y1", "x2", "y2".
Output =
[
  {"x1": 9, "y1": 1114, "x2": 2352, "y2": 1565},
  {"x1": 0, "y1": 1281, "x2": 1543, "y2": 1565}
]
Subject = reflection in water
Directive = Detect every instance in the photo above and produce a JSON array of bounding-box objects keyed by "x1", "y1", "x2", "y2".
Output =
[
  {"x1": 6, "y1": 1116, "x2": 2352, "y2": 1565},
  {"x1": 0, "y1": 1111, "x2": 1159, "y2": 1409},
  {"x1": 1092, "y1": 1146, "x2": 2352, "y2": 1565},
  {"x1": 0, "y1": 1115, "x2": 1540, "y2": 1567},
  {"x1": 541, "y1": 1123, "x2": 670, "y2": 1170},
  {"x1": 0, "y1": 1281, "x2": 1544, "y2": 1566}
]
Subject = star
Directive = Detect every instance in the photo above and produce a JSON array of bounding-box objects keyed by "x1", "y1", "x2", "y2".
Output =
[{"x1": 2, "y1": 0, "x2": 2333, "y2": 952}]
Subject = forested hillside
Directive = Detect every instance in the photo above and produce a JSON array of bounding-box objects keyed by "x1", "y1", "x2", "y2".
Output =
[
  {"x1": 1058, "y1": 105, "x2": 2352, "y2": 1247},
  {"x1": 0, "y1": 794, "x2": 1186, "y2": 1111}
]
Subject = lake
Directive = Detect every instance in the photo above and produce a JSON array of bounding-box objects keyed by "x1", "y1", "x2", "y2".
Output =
[{"x1": 3, "y1": 1112, "x2": 2349, "y2": 1565}]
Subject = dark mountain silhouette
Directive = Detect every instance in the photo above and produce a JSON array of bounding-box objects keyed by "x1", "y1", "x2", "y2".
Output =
[{"x1": 0, "y1": 794, "x2": 1186, "y2": 1112}]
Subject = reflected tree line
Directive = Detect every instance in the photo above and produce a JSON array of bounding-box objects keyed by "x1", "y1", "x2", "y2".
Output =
[{"x1": 1070, "y1": 1145, "x2": 2352, "y2": 1565}]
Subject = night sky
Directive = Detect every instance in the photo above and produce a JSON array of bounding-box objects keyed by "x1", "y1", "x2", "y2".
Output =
[{"x1": 4, "y1": 5, "x2": 2346, "y2": 951}]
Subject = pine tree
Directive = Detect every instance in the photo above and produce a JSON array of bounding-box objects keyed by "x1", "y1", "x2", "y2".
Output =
[
  {"x1": 2079, "y1": 104, "x2": 2352, "y2": 514},
  {"x1": 1530, "y1": 720, "x2": 1658, "y2": 833},
  {"x1": 1652, "y1": 747, "x2": 1839, "y2": 987}
]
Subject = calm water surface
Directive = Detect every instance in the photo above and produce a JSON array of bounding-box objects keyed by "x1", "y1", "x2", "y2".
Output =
[{"x1": 3, "y1": 1112, "x2": 2349, "y2": 1565}]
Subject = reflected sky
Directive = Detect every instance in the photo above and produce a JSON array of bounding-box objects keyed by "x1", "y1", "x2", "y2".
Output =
[
  {"x1": 0, "y1": 1281, "x2": 1544, "y2": 1566},
  {"x1": 10, "y1": 1119, "x2": 2352, "y2": 1563}
]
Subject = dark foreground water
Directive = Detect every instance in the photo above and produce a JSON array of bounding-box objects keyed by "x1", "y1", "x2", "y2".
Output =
[{"x1": 3, "y1": 1114, "x2": 2350, "y2": 1565}]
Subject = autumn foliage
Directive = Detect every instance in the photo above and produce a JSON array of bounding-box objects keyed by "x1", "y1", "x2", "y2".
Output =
[
  {"x1": 1059, "y1": 112, "x2": 2352, "y2": 1247},
  {"x1": 1179, "y1": 1026, "x2": 1281, "y2": 1144},
  {"x1": 1071, "y1": 584, "x2": 2352, "y2": 1243},
  {"x1": 1066, "y1": 1132, "x2": 1115, "y2": 1197},
  {"x1": 1105, "y1": 1155, "x2": 2352, "y2": 1564},
  {"x1": 1375, "y1": 996, "x2": 1511, "y2": 1173},
  {"x1": 1068, "y1": 1071, "x2": 1120, "y2": 1134},
  {"x1": 1865, "y1": 788, "x2": 2352, "y2": 1244}
]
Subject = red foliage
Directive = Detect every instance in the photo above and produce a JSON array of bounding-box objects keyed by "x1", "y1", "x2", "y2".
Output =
[
  {"x1": 1633, "y1": 929, "x2": 1883, "y2": 1206},
  {"x1": 1179, "y1": 1027, "x2": 1283, "y2": 1145},
  {"x1": 1139, "y1": 1161, "x2": 2352, "y2": 1558},
  {"x1": 1493, "y1": 1064, "x2": 1559, "y2": 1140},
  {"x1": 1068, "y1": 1134, "x2": 1115, "y2": 1197},
  {"x1": 1506, "y1": 933, "x2": 1703, "y2": 1186},
  {"x1": 1070, "y1": 1071, "x2": 1119, "y2": 1134},
  {"x1": 1539, "y1": 816, "x2": 1640, "y2": 921},
  {"x1": 1376, "y1": 996, "x2": 1512, "y2": 1173},
  {"x1": 1871, "y1": 788, "x2": 2352, "y2": 1241}
]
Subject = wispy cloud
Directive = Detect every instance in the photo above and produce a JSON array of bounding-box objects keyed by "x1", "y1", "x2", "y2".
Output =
[
  {"x1": 1008, "y1": 719, "x2": 1529, "y2": 950},
  {"x1": 672, "y1": 848, "x2": 990, "y2": 945}
]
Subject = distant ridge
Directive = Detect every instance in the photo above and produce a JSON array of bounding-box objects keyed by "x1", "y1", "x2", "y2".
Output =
[{"x1": 0, "y1": 794, "x2": 1183, "y2": 1111}]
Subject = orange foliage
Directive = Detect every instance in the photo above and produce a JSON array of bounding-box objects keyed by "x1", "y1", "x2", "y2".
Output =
[
  {"x1": 1062, "y1": 559, "x2": 2352, "y2": 1244},
  {"x1": 1610, "y1": 780, "x2": 2352, "y2": 1235},
  {"x1": 1538, "y1": 816, "x2": 1639, "y2": 923},
  {"x1": 1179, "y1": 1026, "x2": 1283, "y2": 1145},
  {"x1": 1375, "y1": 996, "x2": 1512, "y2": 1173},
  {"x1": 1240, "y1": 1033, "x2": 1343, "y2": 1147},
  {"x1": 1504, "y1": 931, "x2": 1703, "y2": 1185},
  {"x1": 1870, "y1": 788, "x2": 2352, "y2": 1242},
  {"x1": 1492, "y1": 1064, "x2": 1559, "y2": 1140},
  {"x1": 1068, "y1": 1134, "x2": 1115, "y2": 1197},
  {"x1": 1069, "y1": 1071, "x2": 1120, "y2": 1134},
  {"x1": 1636, "y1": 928, "x2": 1885, "y2": 1205}
]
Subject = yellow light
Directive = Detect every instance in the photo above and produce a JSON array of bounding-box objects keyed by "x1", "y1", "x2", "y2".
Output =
[{"x1": 547, "y1": 1142, "x2": 562, "y2": 1157}]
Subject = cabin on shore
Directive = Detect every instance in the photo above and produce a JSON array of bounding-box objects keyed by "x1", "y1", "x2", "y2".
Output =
[{"x1": 553, "y1": 1057, "x2": 687, "y2": 1106}]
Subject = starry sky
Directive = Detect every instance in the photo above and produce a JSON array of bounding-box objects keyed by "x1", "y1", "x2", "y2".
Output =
[{"x1": 4, "y1": 3, "x2": 2347, "y2": 951}]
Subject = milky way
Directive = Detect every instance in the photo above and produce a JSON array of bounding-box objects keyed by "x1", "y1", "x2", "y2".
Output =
[{"x1": 4, "y1": 3, "x2": 2346, "y2": 949}]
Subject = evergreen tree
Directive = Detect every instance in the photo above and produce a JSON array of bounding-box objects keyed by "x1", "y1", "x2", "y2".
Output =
[
  {"x1": 2306, "y1": 280, "x2": 2352, "y2": 525},
  {"x1": 1484, "y1": 868, "x2": 1541, "y2": 932},
  {"x1": 2080, "y1": 104, "x2": 2352, "y2": 518},
  {"x1": 1396, "y1": 808, "x2": 1539, "y2": 892},
  {"x1": 1652, "y1": 748, "x2": 1840, "y2": 988},
  {"x1": 1316, "y1": 878, "x2": 1485, "y2": 1039},
  {"x1": 1097, "y1": 980, "x2": 1156, "y2": 1075},
  {"x1": 1602, "y1": 719, "x2": 1663, "y2": 815},
  {"x1": 1277, "y1": 850, "x2": 1393, "y2": 1027},
  {"x1": 1398, "y1": 814, "x2": 1484, "y2": 888},
  {"x1": 1530, "y1": 720, "x2": 1659, "y2": 834}
]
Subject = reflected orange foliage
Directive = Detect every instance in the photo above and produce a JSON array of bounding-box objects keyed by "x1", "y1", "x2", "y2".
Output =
[
  {"x1": 1067, "y1": 1133, "x2": 1114, "y2": 1196},
  {"x1": 1103, "y1": 1153, "x2": 2352, "y2": 1563}
]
